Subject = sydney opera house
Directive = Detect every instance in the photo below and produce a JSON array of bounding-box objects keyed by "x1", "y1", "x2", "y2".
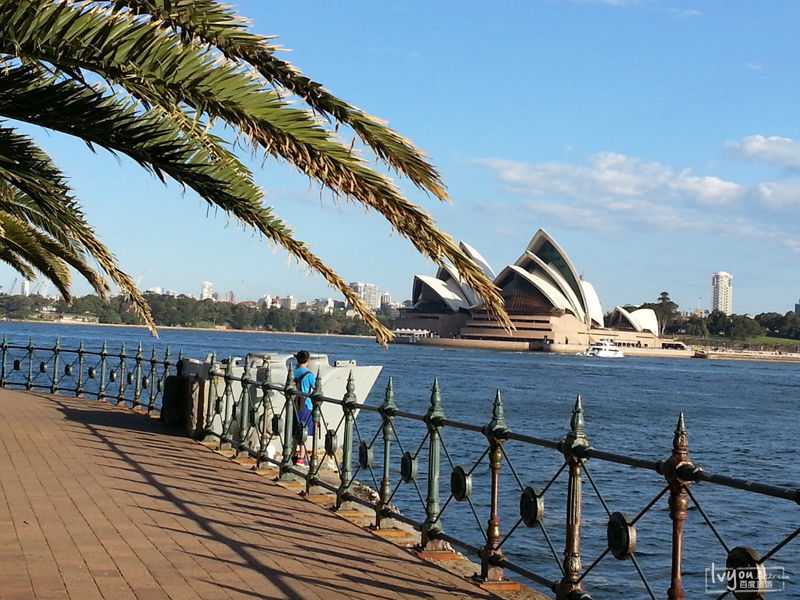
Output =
[{"x1": 395, "y1": 230, "x2": 662, "y2": 352}]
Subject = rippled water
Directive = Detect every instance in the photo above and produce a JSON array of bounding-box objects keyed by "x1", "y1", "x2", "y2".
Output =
[{"x1": 2, "y1": 321, "x2": 798, "y2": 598}]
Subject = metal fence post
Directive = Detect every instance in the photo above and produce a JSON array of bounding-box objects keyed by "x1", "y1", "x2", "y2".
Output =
[
  {"x1": 666, "y1": 413, "x2": 693, "y2": 600},
  {"x1": 26, "y1": 337, "x2": 34, "y2": 390},
  {"x1": 280, "y1": 366, "x2": 296, "y2": 481},
  {"x1": 307, "y1": 370, "x2": 323, "y2": 495},
  {"x1": 481, "y1": 390, "x2": 510, "y2": 581},
  {"x1": 203, "y1": 352, "x2": 218, "y2": 441},
  {"x1": 422, "y1": 379, "x2": 446, "y2": 549},
  {"x1": 237, "y1": 361, "x2": 252, "y2": 457},
  {"x1": 51, "y1": 338, "x2": 61, "y2": 394},
  {"x1": 337, "y1": 371, "x2": 357, "y2": 508},
  {"x1": 259, "y1": 363, "x2": 272, "y2": 458},
  {"x1": 76, "y1": 340, "x2": 85, "y2": 396},
  {"x1": 1, "y1": 334, "x2": 7, "y2": 387},
  {"x1": 148, "y1": 347, "x2": 158, "y2": 412},
  {"x1": 220, "y1": 358, "x2": 235, "y2": 449},
  {"x1": 376, "y1": 378, "x2": 397, "y2": 529},
  {"x1": 118, "y1": 342, "x2": 127, "y2": 405},
  {"x1": 557, "y1": 395, "x2": 589, "y2": 600},
  {"x1": 133, "y1": 343, "x2": 143, "y2": 409},
  {"x1": 98, "y1": 341, "x2": 107, "y2": 400}
]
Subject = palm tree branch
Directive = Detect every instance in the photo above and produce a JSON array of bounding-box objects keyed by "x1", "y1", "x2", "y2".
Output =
[{"x1": 101, "y1": 0, "x2": 448, "y2": 201}]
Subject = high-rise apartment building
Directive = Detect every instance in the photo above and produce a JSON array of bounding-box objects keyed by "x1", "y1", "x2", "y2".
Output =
[
  {"x1": 711, "y1": 271, "x2": 732, "y2": 315},
  {"x1": 349, "y1": 282, "x2": 381, "y2": 310},
  {"x1": 795, "y1": 299, "x2": 800, "y2": 316},
  {"x1": 200, "y1": 281, "x2": 213, "y2": 300},
  {"x1": 225, "y1": 291, "x2": 236, "y2": 303}
]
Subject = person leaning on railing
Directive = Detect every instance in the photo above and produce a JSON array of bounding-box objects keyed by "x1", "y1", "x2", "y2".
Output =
[{"x1": 292, "y1": 350, "x2": 316, "y2": 467}]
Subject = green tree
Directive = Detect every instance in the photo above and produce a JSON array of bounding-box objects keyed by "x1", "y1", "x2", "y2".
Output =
[
  {"x1": 640, "y1": 292, "x2": 679, "y2": 336},
  {"x1": 0, "y1": 0, "x2": 509, "y2": 344}
]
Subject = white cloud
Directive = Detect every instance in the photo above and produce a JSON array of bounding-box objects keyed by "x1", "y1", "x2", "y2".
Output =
[
  {"x1": 744, "y1": 62, "x2": 765, "y2": 71},
  {"x1": 475, "y1": 153, "x2": 742, "y2": 208},
  {"x1": 472, "y1": 150, "x2": 800, "y2": 253},
  {"x1": 725, "y1": 135, "x2": 800, "y2": 169},
  {"x1": 755, "y1": 179, "x2": 800, "y2": 207}
]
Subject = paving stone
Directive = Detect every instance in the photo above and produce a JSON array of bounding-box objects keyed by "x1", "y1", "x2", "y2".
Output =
[{"x1": 0, "y1": 389, "x2": 504, "y2": 600}]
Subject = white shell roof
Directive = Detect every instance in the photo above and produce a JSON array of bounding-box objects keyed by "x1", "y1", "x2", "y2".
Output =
[
  {"x1": 412, "y1": 275, "x2": 470, "y2": 312},
  {"x1": 494, "y1": 265, "x2": 575, "y2": 314},
  {"x1": 460, "y1": 241, "x2": 496, "y2": 280},
  {"x1": 580, "y1": 280, "x2": 605, "y2": 328},
  {"x1": 612, "y1": 306, "x2": 659, "y2": 334},
  {"x1": 516, "y1": 251, "x2": 587, "y2": 323}
]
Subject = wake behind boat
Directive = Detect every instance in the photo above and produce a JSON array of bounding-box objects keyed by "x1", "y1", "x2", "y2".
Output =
[{"x1": 584, "y1": 339, "x2": 624, "y2": 358}]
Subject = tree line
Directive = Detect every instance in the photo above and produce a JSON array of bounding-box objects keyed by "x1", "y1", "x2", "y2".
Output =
[
  {"x1": 616, "y1": 292, "x2": 800, "y2": 341},
  {"x1": 0, "y1": 293, "x2": 388, "y2": 337}
]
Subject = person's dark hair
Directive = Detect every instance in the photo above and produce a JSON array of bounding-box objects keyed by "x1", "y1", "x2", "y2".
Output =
[{"x1": 294, "y1": 350, "x2": 310, "y2": 364}]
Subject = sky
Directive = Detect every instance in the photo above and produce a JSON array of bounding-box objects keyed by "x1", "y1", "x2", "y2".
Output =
[{"x1": 4, "y1": 0, "x2": 800, "y2": 315}]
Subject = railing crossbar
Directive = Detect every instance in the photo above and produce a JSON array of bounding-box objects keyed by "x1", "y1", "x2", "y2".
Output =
[{"x1": 686, "y1": 486, "x2": 731, "y2": 554}]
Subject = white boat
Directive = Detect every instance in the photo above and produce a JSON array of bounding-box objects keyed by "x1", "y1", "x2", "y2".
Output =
[{"x1": 584, "y1": 340, "x2": 624, "y2": 358}]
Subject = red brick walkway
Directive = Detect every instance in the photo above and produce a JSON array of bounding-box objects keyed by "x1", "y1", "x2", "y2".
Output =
[{"x1": 0, "y1": 389, "x2": 499, "y2": 600}]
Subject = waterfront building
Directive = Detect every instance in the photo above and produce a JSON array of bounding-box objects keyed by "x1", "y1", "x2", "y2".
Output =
[
  {"x1": 280, "y1": 295, "x2": 297, "y2": 310},
  {"x1": 314, "y1": 298, "x2": 335, "y2": 314},
  {"x1": 396, "y1": 230, "x2": 663, "y2": 350},
  {"x1": 21, "y1": 279, "x2": 29, "y2": 297},
  {"x1": 200, "y1": 281, "x2": 213, "y2": 300},
  {"x1": 259, "y1": 294, "x2": 272, "y2": 308},
  {"x1": 380, "y1": 291, "x2": 392, "y2": 308},
  {"x1": 146, "y1": 286, "x2": 162, "y2": 295},
  {"x1": 225, "y1": 290, "x2": 236, "y2": 303},
  {"x1": 711, "y1": 271, "x2": 732, "y2": 315}
]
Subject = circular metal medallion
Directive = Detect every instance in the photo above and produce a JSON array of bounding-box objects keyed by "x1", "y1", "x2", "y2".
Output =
[
  {"x1": 88, "y1": 367, "x2": 96, "y2": 379},
  {"x1": 39, "y1": 361, "x2": 47, "y2": 373},
  {"x1": 12, "y1": 359, "x2": 20, "y2": 371},
  {"x1": 141, "y1": 376, "x2": 149, "y2": 389},
  {"x1": 64, "y1": 364, "x2": 72, "y2": 376},
  {"x1": 400, "y1": 452, "x2": 418, "y2": 483},
  {"x1": 109, "y1": 369, "x2": 116, "y2": 382},
  {"x1": 607, "y1": 512, "x2": 637, "y2": 560},
  {"x1": 519, "y1": 486, "x2": 545, "y2": 527},
  {"x1": 726, "y1": 546, "x2": 767, "y2": 600},
  {"x1": 127, "y1": 372, "x2": 134, "y2": 385},
  {"x1": 451, "y1": 466, "x2": 472, "y2": 501},
  {"x1": 271, "y1": 414, "x2": 281, "y2": 436},
  {"x1": 358, "y1": 441, "x2": 373, "y2": 469},
  {"x1": 324, "y1": 430, "x2": 338, "y2": 456}
]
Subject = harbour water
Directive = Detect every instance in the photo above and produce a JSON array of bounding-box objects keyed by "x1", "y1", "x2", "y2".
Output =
[{"x1": 1, "y1": 321, "x2": 797, "y2": 598}]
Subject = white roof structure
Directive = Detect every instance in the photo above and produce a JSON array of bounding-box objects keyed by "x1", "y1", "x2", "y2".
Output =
[
  {"x1": 411, "y1": 243, "x2": 496, "y2": 312},
  {"x1": 412, "y1": 275, "x2": 471, "y2": 312},
  {"x1": 408, "y1": 231, "x2": 651, "y2": 336},
  {"x1": 494, "y1": 229, "x2": 602, "y2": 326},
  {"x1": 609, "y1": 306, "x2": 659, "y2": 335}
]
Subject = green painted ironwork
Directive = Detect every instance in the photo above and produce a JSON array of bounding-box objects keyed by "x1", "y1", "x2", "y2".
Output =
[
  {"x1": 307, "y1": 369, "x2": 323, "y2": 494},
  {"x1": 376, "y1": 377, "x2": 397, "y2": 528},
  {"x1": 26, "y1": 337, "x2": 34, "y2": 390},
  {"x1": 422, "y1": 378, "x2": 445, "y2": 547},
  {"x1": 133, "y1": 343, "x2": 143, "y2": 408},
  {"x1": 337, "y1": 371, "x2": 357, "y2": 508},
  {"x1": 280, "y1": 366, "x2": 296, "y2": 481},
  {"x1": 51, "y1": 338, "x2": 60, "y2": 394},
  {"x1": 76, "y1": 340, "x2": 85, "y2": 396}
]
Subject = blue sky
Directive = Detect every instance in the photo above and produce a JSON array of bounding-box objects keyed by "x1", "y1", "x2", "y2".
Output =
[{"x1": 4, "y1": 0, "x2": 800, "y2": 315}]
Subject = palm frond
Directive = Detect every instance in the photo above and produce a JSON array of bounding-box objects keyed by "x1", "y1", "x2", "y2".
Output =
[{"x1": 102, "y1": 0, "x2": 448, "y2": 201}]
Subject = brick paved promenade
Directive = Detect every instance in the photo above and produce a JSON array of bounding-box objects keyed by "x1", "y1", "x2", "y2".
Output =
[{"x1": 0, "y1": 389, "x2": 502, "y2": 600}]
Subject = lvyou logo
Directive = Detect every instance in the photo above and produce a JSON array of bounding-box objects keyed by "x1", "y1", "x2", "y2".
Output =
[{"x1": 705, "y1": 561, "x2": 787, "y2": 595}]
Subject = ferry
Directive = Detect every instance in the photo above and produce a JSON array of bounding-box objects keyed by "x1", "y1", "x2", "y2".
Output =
[{"x1": 584, "y1": 339, "x2": 625, "y2": 358}]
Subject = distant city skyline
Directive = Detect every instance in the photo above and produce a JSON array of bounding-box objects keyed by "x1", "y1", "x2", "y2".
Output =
[{"x1": 0, "y1": 1, "x2": 797, "y2": 315}]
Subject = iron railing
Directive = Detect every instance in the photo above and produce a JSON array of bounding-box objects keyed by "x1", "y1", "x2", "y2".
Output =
[
  {"x1": 0, "y1": 335, "x2": 179, "y2": 412},
  {"x1": 1, "y1": 338, "x2": 797, "y2": 599}
]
